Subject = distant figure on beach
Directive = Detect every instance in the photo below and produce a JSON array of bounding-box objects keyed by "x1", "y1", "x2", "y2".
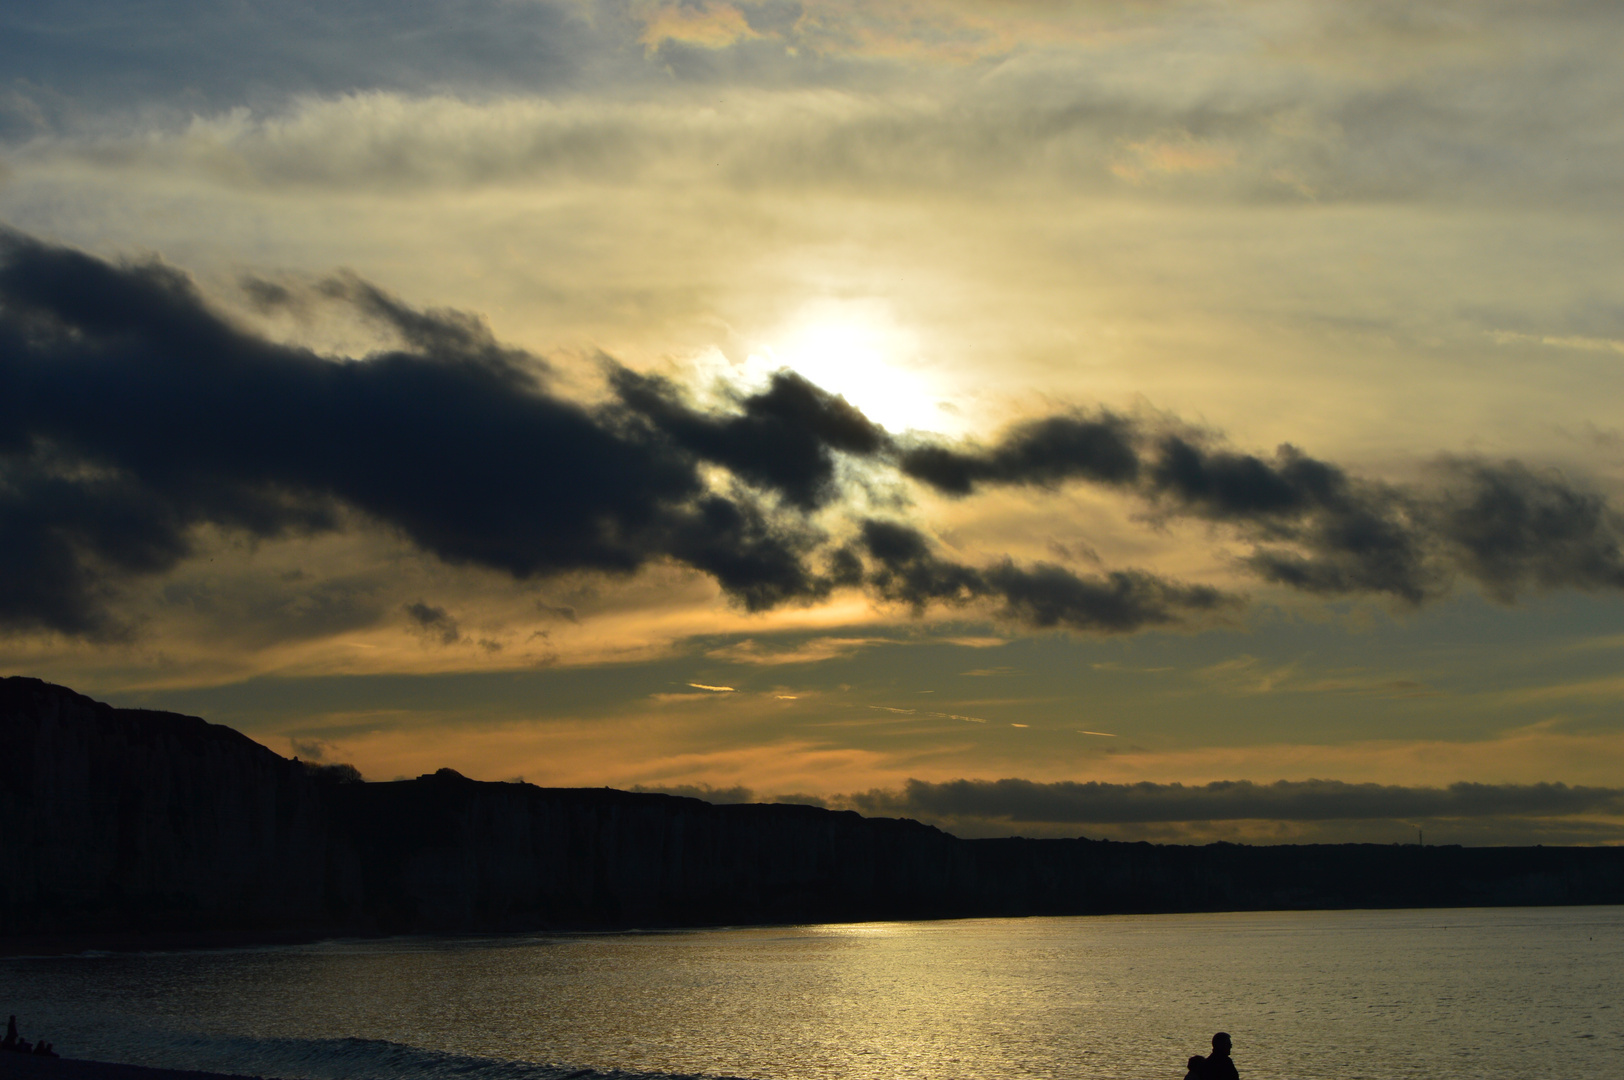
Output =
[
  {"x1": 1203, "y1": 1032, "x2": 1238, "y2": 1080},
  {"x1": 3, "y1": 1015, "x2": 17, "y2": 1051}
]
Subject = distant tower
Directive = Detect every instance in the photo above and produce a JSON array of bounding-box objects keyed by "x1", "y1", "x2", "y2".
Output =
[{"x1": 1418, "y1": 827, "x2": 1424, "y2": 846}]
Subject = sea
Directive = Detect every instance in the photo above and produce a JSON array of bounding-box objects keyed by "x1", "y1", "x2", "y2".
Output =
[{"x1": 1, "y1": 906, "x2": 1620, "y2": 1080}]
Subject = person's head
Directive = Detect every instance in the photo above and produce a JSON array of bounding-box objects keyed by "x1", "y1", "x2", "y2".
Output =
[
  {"x1": 1188, "y1": 1054, "x2": 1206, "y2": 1070},
  {"x1": 1211, "y1": 1032, "x2": 1232, "y2": 1056}
]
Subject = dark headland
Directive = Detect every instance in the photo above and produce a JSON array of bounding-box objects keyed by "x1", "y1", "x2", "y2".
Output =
[{"x1": 4, "y1": 675, "x2": 1622, "y2": 951}]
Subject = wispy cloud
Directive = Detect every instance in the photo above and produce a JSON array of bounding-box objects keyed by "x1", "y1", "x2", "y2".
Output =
[
  {"x1": 1492, "y1": 330, "x2": 1624, "y2": 355},
  {"x1": 707, "y1": 636, "x2": 885, "y2": 665}
]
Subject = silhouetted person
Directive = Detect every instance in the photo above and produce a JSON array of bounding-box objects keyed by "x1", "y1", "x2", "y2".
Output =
[
  {"x1": 1204, "y1": 1032, "x2": 1238, "y2": 1080},
  {"x1": 1183, "y1": 1053, "x2": 1207, "y2": 1079},
  {"x1": 3, "y1": 1015, "x2": 16, "y2": 1051}
]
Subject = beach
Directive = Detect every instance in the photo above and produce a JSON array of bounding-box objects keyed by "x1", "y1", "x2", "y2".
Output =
[{"x1": 0, "y1": 1059, "x2": 274, "y2": 1080}]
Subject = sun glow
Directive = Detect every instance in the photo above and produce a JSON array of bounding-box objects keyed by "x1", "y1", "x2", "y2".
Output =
[{"x1": 746, "y1": 301, "x2": 956, "y2": 435}]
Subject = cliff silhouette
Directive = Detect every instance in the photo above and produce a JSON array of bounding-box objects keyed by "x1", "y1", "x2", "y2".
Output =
[{"x1": 4, "y1": 675, "x2": 1623, "y2": 942}]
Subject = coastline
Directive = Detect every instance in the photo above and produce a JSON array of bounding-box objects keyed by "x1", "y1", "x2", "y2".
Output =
[{"x1": 7, "y1": 679, "x2": 1624, "y2": 943}]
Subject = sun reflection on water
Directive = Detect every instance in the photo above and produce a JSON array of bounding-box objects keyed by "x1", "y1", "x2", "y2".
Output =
[{"x1": 3, "y1": 909, "x2": 1619, "y2": 1080}]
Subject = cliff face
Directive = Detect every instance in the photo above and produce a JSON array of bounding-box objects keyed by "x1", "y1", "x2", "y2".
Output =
[
  {"x1": 327, "y1": 776, "x2": 969, "y2": 932},
  {"x1": 0, "y1": 676, "x2": 975, "y2": 936},
  {"x1": 4, "y1": 676, "x2": 1623, "y2": 941},
  {"x1": 0, "y1": 677, "x2": 336, "y2": 935}
]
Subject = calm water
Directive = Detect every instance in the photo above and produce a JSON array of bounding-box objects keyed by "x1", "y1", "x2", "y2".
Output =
[{"x1": 2, "y1": 907, "x2": 1620, "y2": 1080}]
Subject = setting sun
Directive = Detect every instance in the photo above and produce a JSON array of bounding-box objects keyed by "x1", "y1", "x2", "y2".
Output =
[{"x1": 746, "y1": 301, "x2": 954, "y2": 435}]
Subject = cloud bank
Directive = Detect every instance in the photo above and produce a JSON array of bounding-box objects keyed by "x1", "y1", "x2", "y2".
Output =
[
  {"x1": 853, "y1": 777, "x2": 1624, "y2": 826},
  {"x1": 0, "y1": 229, "x2": 827, "y2": 633},
  {"x1": 12, "y1": 1, "x2": 1624, "y2": 218},
  {"x1": 0, "y1": 229, "x2": 1228, "y2": 639},
  {"x1": 616, "y1": 776, "x2": 1624, "y2": 844},
  {"x1": 3, "y1": 229, "x2": 1623, "y2": 647},
  {"x1": 903, "y1": 417, "x2": 1624, "y2": 606}
]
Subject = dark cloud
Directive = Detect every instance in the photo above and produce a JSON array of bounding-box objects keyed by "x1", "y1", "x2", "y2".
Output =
[
  {"x1": 9, "y1": 228, "x2": 1621, "y2": 643},
  {"x1": 982, "y1": 561, "x2": 1233, "y2": 633},
  {"x1": 660, "y1": 493, "x2": 831, "y2": 612},
  {"x1": 1238, "y1": 458, "x2": 1624, "y2": 606},
  {"x1": 765, "y1": 791, "x2": 830, "y2": 808},
  {"x1": 854, "y1": 777, "x2": 1624, "y2": 826},
  {"x1": 902, "y1": 414, "x2": 1448, "y2": 600},
  {"x1": 0, "y1": 438, "x2": 335, "y2": 639},
  {"x1": 630, "y1": 782, "x2": 756, "y2": 804},
  {"x1": 610, "y1": 365, "x2": 888, "y2": 509},
  {"x1": 860, "y1": 520, "x2": 1236, "y2": 632},
  {"x1": 629, "y1": 783, "x2": 837, "y2": 809},
  {"x1": 860, "y1": 520, "x2": 986, "y2": 610},
  {"x1": 902, "y1": 414, "x2": 1624, "y2": 607},
  {"x1": 4, "y1": 228, "x2": 1213, "y2": 640},
  {"x1": 1140, "y1": 436, "x2": 1436, "y2": 603},
  {"x1": 905, "y1": 423, "x2": 1434, "y2": 603},
  {"x1": 1241, "y1": 489, "x2": 1434, "y2": 604},
  {"x1": 0, "y1": 229, "x2": 835, "y2": 634},
  {"x1": 897, "y1": 411, "x2": 1139, "y2": 495},
  {"x1": 404, "y1": 601, "x2": 460, "y2": 645},
  {"x1": 898, "y1": 413, "x2": 1365, "y2": 526},
  {"x1": 313, "y1": 271, "x2": 536, "y2": 369},
  {"x1": 1146, "y1": 437, "x2": 1347, "y2": 521},
  {"x1": 1434, "y1": 458, "x2": 1624, "y2": 601}
]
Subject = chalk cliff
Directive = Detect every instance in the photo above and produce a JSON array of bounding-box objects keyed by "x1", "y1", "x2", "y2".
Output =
[{"x1": 4, "y1": 676, "x2": 1622, "y2": 941}]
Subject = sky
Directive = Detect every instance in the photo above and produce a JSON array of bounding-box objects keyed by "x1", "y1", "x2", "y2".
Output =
[{"x1": 4, "y1": 0, "x2": 1624, "y2": 845}]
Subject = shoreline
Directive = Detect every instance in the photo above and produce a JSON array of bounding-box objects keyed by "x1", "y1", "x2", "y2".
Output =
[
  {"x1": 0, "y1": 930, "x2": 341, "y2": 960},
  {"x1": 6, "y1": 899, "x2": 1624, "y2": 958},
  {"x1": 0, "y1": 1057, "x2": 280, "y2": 1080}
]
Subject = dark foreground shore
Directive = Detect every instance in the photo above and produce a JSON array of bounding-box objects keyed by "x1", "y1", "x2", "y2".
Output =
[
  {"x1": 0, "y1": 1059, "x2": 277, "y2": 1080},
  {"x1": 0, "y1": 929, "x2": 340, "y2": 959}
]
